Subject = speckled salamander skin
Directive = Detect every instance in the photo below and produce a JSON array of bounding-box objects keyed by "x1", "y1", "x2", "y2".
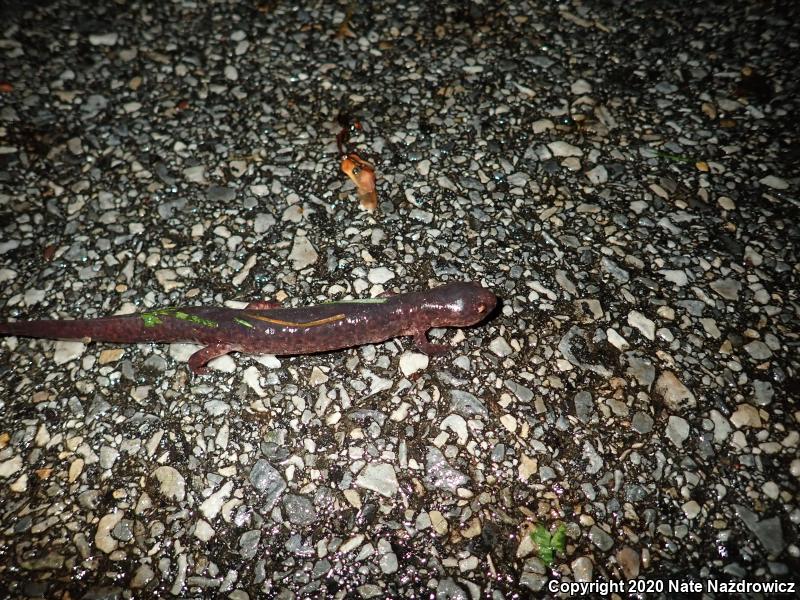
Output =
[{"x1": 0, "y1": 281, "x2": 497, "y2": 374}]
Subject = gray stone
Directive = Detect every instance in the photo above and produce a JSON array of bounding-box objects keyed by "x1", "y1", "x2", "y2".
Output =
[
  {"x1": 666, "y1": 415, "x2": 690, "y2": 448},
  {"x1": 283, "y1": 494, "x2": 317, "y2": 526},
  {"x1": 425, "y1": 447, "x2": 468, "y2": 493},
  {"x1": 734, "y1": 505, "x2": 785, "y2": 556},
  {"x1": 588, "y1": 525, "x2": 613, "y2": 551},
  {"x1": 631, "y1": 412, "x2": 653, "y2": 434},
  {"x1": 249, "y1": 460, "x2": 286, "y2": 509},
  {"x1": 574, "y1": 391, "x2": 594, "y2": 423}
]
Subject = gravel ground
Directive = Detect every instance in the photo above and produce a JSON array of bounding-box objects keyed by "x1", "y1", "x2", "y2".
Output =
[{"x1": 1, "y1": 0, "x2": 798, "y2": 598}]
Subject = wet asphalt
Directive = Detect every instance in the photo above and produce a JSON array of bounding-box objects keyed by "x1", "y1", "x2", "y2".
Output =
[{"x1": 0, "y1": 0, "x2": 798, "y2": 598}]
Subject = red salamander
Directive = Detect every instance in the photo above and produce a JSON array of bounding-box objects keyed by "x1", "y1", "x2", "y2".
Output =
[{"x1": 0, "y1": 281, "x2": 497, "y2": 374}]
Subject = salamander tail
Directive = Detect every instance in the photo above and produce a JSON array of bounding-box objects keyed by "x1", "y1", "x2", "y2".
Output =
[{"x1": 0, "y1": 316, "x2": 155, "y2": 343}]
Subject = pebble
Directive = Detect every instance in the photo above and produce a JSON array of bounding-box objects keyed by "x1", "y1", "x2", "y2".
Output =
[
  {"x1": 659, "y1": 269, "x2": 688, "y2": 286},
  {"x1": 531, "y1": 119, "x2": 554, "y2": 133},
  {"x1": 758, "y1": 175, "x2": 789, "y2": 189},
  {"x1": 199, "y1": 482, "x2": 233, "y2": 520},
  {"x1": 249, "y1": 460, "x2": 286, "y2": 508},
  {"x1": 440, "y1": 414, "x2": 469, "y2": 444},
  {"x1": 253, "y1": 213, "x2": 275, "y2": 233},
  {"x1": 194, "y1": 520, "x2": 215, "y2": 542},
  {"x1": 744, "y1": 341, "x2": 772, "y2": 360},
  {"x1": 627, "y1": 310, "x2": 655, "y2": 340},
  {"x1": 355, "y1": 463, "x2": 400, "y2": 497},
  {"x1": 131, "y1": 565, "x2": 155, "y2": 588},
  {"x1": 283, "y1": 494, "x2": 316, "y2": 526},
  {"x1": 450, "y1": 390, "x2": 488, "y2": 416},
  {"x1": 0, "y1": 455, "x2": 22, "y2": 478},
  {"x1": 489, "y1": 336, "x2": 513, "y2": 357},
  {"x1": 682, "y1": 501, "x2": 701, "y2": 519},
  {"x1": 606, "y1": 328, "x2": 629, "y2": 351},
  {"x1": 288, "y1": 233, "x2": 318, "y2": 270},
  {"x1": 151, "y1": 466, "x2": 186, "y2": 502},
  {"x1": 571, "y1": 556, "x2": 593, "y2": 582},
  {"x1": 367, "y1": 267, "x2": 395, "y2": 284},
  {"x1": 666, "y1": 416, "x2": 690, "y2": 448},
  {"x1": 429, "y1": 511, "x2": 449, "y2": 535},
  {"x1": 53, "y1": 341, "x2": 85, "y2": 365},
  {"x1": 239, "y1": 530, "x2": 261, "y2": 559},
  {"x1": 710, "y1": 410, "x2": 732, "y2": 443},
  {"x1": 752, "y1": 380, "x2": 774, "y2": 406},
  {"x1": 631, "y1": 412, "x2": 653, "y2": 434},
  {"x1": 588, "y1": 525, "x2": 614, "y2": 551},
  {"x1": 571, "y1": 79, "x2": 592, "y2": 94},
  {"x1": 574, "y1": 391, "x2": 594, "y2": 423},
  {"x1": 88, "y1": 32, "x2": 119, "y2": 46},
  {"x1": 734, "y1": 505, "x2": 785, "y2": 556},
  {"x1": 548, "y1": 141, "x2": 583, "y2": 157},
  {"x1": 709, "y1": 278, "x2": 741, "y2": 301},
  {"x1": 654, "y1": 371, "x2": 697, "y2": 412},
  {"x1": 616, "y1": 547, "x2": 640, "y2": 579},
  {"x1": 95, "y1": 511, "x2": 124, "y2": 553},
  {"x1": 730, "y1": 404, "x2": 762, "y2": 428},
  {"x1": 425, "y1": 447, "x2": 468, "y2": 493},
  {"x1": 585, "y1": 165, "x2": 608, "y2": 184}
]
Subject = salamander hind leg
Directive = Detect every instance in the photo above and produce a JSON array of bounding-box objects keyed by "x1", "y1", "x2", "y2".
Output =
[
  {"x1": 188, "y1": 344, "x2": 233, "y2": 375},
  {"x1": 413, "y1": 332, "x2": 449, "y2": 356}
]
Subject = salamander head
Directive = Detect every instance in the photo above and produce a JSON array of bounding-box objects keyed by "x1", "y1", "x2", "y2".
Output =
[{"x1": 422, "y1": 281, "x2": 497, "y2": 327}]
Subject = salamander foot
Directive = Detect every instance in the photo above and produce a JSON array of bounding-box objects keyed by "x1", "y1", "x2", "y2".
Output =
[
  {"x1": 413, "y1": 332, "x2": 449, "y2": 356},
  {"x1": 188, "y1": 344, "x2": 232, "y2": 375}
]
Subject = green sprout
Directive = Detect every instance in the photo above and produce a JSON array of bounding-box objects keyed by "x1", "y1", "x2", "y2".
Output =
[{"x1": 530, "y1": 523, "x2": 567, "y2": 566}]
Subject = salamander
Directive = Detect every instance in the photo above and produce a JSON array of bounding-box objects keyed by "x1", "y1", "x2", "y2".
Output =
[{"x1": 0, "y1": 281, "x2": 497, "y2": 374}]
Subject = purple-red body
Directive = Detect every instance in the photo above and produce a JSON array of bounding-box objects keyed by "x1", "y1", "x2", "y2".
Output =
[{"x1": 0, "y1": 282, "x2": 497, "y2": 374}]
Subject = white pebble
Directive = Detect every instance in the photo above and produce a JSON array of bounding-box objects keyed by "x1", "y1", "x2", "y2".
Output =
[
  {"x1": 288, "y1": 233, "x2": 318, "y2": 270},
  {"x1": 627, "y1": 310, "x2": 655, "y2": 340},
  {"x1": 585, "y1": 165, "x2": 608, "y2": 184},
  {"x1": 489, "y1": 336, "x2": 513, "y2": 357},
  {"x1": 606, "y1": 328, "x2": 629, "y2": 351},
  {"x1": 759, "y1": 175, "x2": 788, "y2": 189},
  {"x1": 89, "y1": 32, "x2": 119, "y2": 46},
  {"x1": 95, "y1": 511, "x2": 123, "y2": 553},
  {"x1": 571, "y1": 79, "x2": 593, "y2": 94},
  {"x1": 355, "y1": 463, "x2": 399, "y2": 497},
  {"x1": 548, "y1": 141, "x2": 583, "y2": 157},
  {"x1": 53, "y1": 341, "x2": 86, "y2": 365},
  {"x1": 151, "y1": 466, "x2": 186, "y2": 501},
  {"x1": 368, "y1": 267, "x2": 395, "y2": 284},
  {"x1": 243, "y1": 366, "x2": 267, "y2": 397},
  {"x1": 399, "y1": 352, "x2": 428, "y2": 376},
  {"x1": 199, "y1": 481, "x2": 233, "y2": 519},
  {"x1": 194, "y1": 519, "x2": 215, "y2": 541}
]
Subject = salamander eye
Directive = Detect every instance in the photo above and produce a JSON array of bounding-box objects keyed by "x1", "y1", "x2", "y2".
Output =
[{"x1": 351, "y1": 167, "x2": 361, "y2": 176}]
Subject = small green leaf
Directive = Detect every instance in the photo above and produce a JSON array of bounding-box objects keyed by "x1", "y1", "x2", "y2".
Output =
[
  {"x1": 551, "y1": 523, "x2": 567, "y2": 554},
  {"x1": 530, "y1": 523, "x2": 566, "y2": 567},
  {"x1": 530, "y1": 524, "x2": 551, "y2": 548}
]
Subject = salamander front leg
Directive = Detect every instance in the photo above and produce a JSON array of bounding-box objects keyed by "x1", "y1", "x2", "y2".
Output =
[
  {"x1": 413, "y1": 331, "x2": 449, "y2": 356},
  {"x1": 188, "y1": 344, "x2": 233, "y2": 375},
  {"x1": 246, "y1": 300, "x2": 282, "y2": 310}
]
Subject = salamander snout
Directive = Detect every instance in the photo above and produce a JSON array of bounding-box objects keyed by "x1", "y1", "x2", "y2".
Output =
[{"x1": 429, "y1": 281, "x2": 498, "y2": 327}]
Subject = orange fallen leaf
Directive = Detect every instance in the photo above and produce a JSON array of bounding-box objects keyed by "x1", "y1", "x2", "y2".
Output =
[{"x1": 341, "y1": 153, "x2": 377, "y2": 211}]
